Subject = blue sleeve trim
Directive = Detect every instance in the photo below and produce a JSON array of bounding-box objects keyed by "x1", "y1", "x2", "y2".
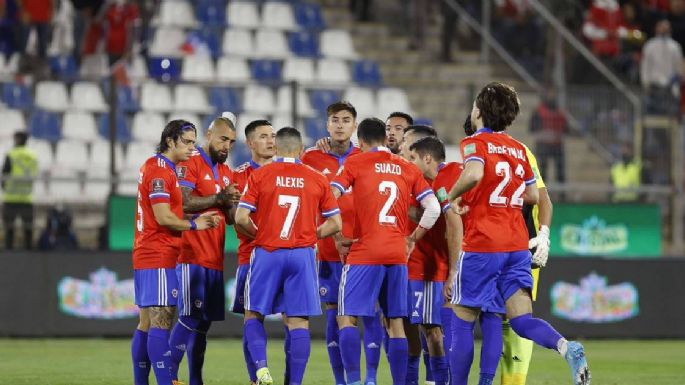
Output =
[
  {"x1": 525, "y1": 177, "x2": 537, "y2": 186},
  {"x1": 179, "y1": 181, "x2": 196, "y2": 189},
  {"x1": 330, "y1": 182, "x2": 346, "y2": 194},
  {"x1": 464, "y1": 156, "x2": 485, "y2": 165},
  {"x1": 415, "y1": 188, "x2": 434, "y2": 202},
  {"x1": 238, "y1": 201, "x2": 257, "y2": 212},
  {"x1": 322, "y1": 208, "x2": 341, "y2": 217}
]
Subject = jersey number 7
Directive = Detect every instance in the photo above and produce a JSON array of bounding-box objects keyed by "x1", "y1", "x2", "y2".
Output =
[
  {"x1": 278, "y1": 195, "x2": 300, "y2": 239},
  {"x1": 489, "y1": 161, "x2": 525, "y2": 208}
]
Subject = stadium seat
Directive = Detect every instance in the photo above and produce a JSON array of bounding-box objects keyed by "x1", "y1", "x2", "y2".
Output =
[
  {"x1": 255, "y1": 30, "x2": 290, "y2": 58},
  {"x1": 117, "y1": 86, "x2": 140, "y2": 113},
  {"x1": 35, "y1": 81, "x2": 70, "y2": 112},
  {"x1": 154, "y1": 0, "x2": 198, "y2": 28},
  {"x1": 316, "y1": 58, "x2": 350, "y2": 84},
  {"x1": 29, "y1": 110, "x2": 62, "y2": 142},
  {"x1": 282, "y1": 57, "x2": 315, "y2": 83},
  {"x1": 190, "y1": 27, "x2": 223, "y2": 58},
  {"x1": 98, "y1": 113, "x2": 133, "y2": 143},
  {"x1": 0, "y1": 109, "x2": 27, "y2": 137},
  {"x1": 294, "y1": 3, "x2": 325, "y2": 30},
  {"x1": 167, "y1": 112, "x2": 202, "y2": 134},
  {"x1": 27, "y1": 138, "x2": 53, "y2": 172},
  {"x1": 128, "y1": 55, "x2": 149, "y2": 80},
  {"x1": 2, "y1": 82, "x2": 32, "y2": 110},
  {"x1": 309, "y1": 89, "x2": 340, "y2": 115},
  {"x1": 413, "y1": 117, "x2": 434, "y2": 126},
  {"x1": 174, "y1": 84, "x2": 212, "y2": 113},
  {"x1": 49, "y1": 55, "x2": 78, "y2": 79},
  {"x1": 208, "y1": 87, "x2": 242, "y2": 114},
  {"x1": 55, "y1": 140, "x2": 89, "y2": 172},
  {"x1": 261, "y1": 2, "x2": 297, "y2": 30},
  {"x1": 71, "y1": 81, "x2": 108, "y2": 112},
  {"x1": 181, "y1": 54, "x2": 217, "y2": 82},
  {"x1": 222, "y1": 29, "x2": 255, "y2": 57},
  {"x1": 352, "y1": 60, "x2": 382, "y2": 87},
  {"x1": 276, "y1": 85, "x2": 314, "y2": 116},
  {"x1": 288, "y1": 31, "x2": 319, "y2": 58},
  {"x1": 147, "y1": 57, "x2": 182, "y2": 82},
  {"x1": 132, "y1": 111, "x2": 166, "y2": 143},
  {"x1": 49, "y1": 175, "x2": 84, "y2": 203},
  {"x1": 150, "y1": 27, "x2": 186, "y2": 57},
  {"x1": 304, "y1": 117, "x2": 327, "y2": 141},
  {"x1": 32, "y1": 177, "x2": 50, "y2": 203},
  {"x1": 140, "y1": 82, "x2": 174, "y2": 112},
  {"x1": 251, "y1": 59, "x2": 283, "y2": 83},
  {"x1": 90, "y1": 140, "x2": 125, "y2": 171},
  {"x1": 125, "y1": 142, "x2": 157, "y2": 170},
  {"x1": 84, "y1": 178, "x2": 111, "y2": 203},
  {"x1": 196, "y1": 1, "x2": 226, "y2": 27},
  {"x1": 227, "y1": 2, "x2": 260, "y2": 29},
  {"x1": 377, "y1": 87, "x2": 411, "y2": 119},
  {"x1": 62, "y1": 111, "x2": 99, "y2": 142},
  {"x1": 343, "y1": 87, "x2": 376, "y2": 119},
  {"x1": 79, "y1": 53, "x2": 109, "y2": 79},
  {"x1": 0, "y1": 54, "x2": 19, "y2": 77},
  {"x1": 235, "y1": 112, "x2": 264, "y2": 141},
  {"x1": 243, "y1": 85, "x2": 276, "y2": 114},
  {"x1": 320, "y1": 30, "x2": 357, "y2": 59},
  {"x1": 230, "y1": 140, "x2": 251, "y2": 167},
  {"x1": 216, "y1": 57, "x2": 251, "y2": 82},
  {"x1": 271, "y1": 113, "x2": 298, "y2": 131}
]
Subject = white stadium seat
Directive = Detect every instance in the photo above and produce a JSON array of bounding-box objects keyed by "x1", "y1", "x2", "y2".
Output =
[
  {"x1": 79, "y1": 53, "x2": 109, "y2": 79},
  {"x1": 61, "y1": 111, "x2": 98, "y2": 142},
  {"x1": 276, "y1": 85, "x2": 314, "y2": 116},
  {"x1": 70, "y1": 81, "x2": 108, "y2": 112},
  {"x1": 377, "y1": 87, "x2": 412, "y2": 119},
  {"x1": 125, "y1": 142, "x2": 157, "y2": 170},
  {"x1": 181, "y1": 55, "x2": 216, "y2": 82},
  {"x1": 49, "y1": 167, "x2": 82, "y2": 203},
  {"x1": 35, "y1": 81, "x2": 70, "y2": 112},
  {"x1": 155, "y1": 0, "x2": 198, "y2": 28},
  {"x1": 316, "y1": 58, "x2": 350, "y2": 84},
  {"x1": 320, "y1": 30, "x2": 358, "y2": 59},
  {"x1": 243, "y1": 85, "x2": 276, "y2": 114},
  {"x1": 283, "y1": 58, "x2": 315, "y2": 83},
  {"x1": 54, "y1": 139, "x2": 89, "y2": 172},
  {"x1": 90, "y1": 140, "x2": 124, "y2": 171},
  {"x1": 167, "y1": 112, "x2": 202, "y2": 136},
  {"x1": 255, "y1": 30, "x2": 290, "y2": 58},
  {"x1": 132, "y1": 111, "x2": 166, "y2": 143},
  {"x1": 150, "y1": 27, "x2": 186, "y2": 57},
  {"x1": 235, "y1": 113, "x2": 263, "y2": 141},
  {"x1": 343, "y1": 87, "x2": 377, "y2": 119},
  {"x1": 129, "y1": 55, "x2": 149, "y2": 80},
  {"x1": 173, "y1": 84, "x2": 212, "y2": 113},
  {"x1": 261, "y1": 2, "x2": 297, "y2": 30},
  {"x1": 140, "y1": 82, "x2": 173, "y2": 112},
  {"x1": 222, "y1": 29, "x2": 254, "y2": 57},
  {"x1": 0, "y1": 109, "x2": 26, "y2": 137},
  {"x1": 227, "y1": 2, "x2": 260, "y2": 29},
  {"x1": 216, "y1": 57, "x2": 251, "y2": 82},
  {"x1": 27, "y1": 139, "x2": 53, "y2": 172}
]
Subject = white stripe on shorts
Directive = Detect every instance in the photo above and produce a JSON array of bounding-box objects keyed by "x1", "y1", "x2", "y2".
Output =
[{"x1": 338, "y1": 265, "x2": 349, "y2": 316}]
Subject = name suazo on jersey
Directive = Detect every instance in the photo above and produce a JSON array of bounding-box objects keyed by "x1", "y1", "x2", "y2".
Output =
[
  {"x1": 177, "y1": 148, "x2": 234, "y2": 271},
  {"x1": 301, "y1": 144, "x2": 361, "y2": 262},
  {"x1": 133, "y1": 154, "x2": 183, "y2": 269},
  {"x1": 460, "y1": 128, "x2": 536, "y2": 252}
]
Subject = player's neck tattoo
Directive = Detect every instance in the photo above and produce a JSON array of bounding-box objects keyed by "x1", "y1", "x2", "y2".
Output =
[{"x1": 330, "y1": 139, "x2": 352, "y2": 156}]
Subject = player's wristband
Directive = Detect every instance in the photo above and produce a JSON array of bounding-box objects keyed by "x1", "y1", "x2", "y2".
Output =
[{"x1": 189, "y1": 218, "x2": 197, "y2": 230}]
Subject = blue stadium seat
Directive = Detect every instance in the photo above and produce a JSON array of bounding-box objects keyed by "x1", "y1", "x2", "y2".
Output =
[
  {"x1": 2, "y1": 82, "x2": 32, "y2": 110},
  {"x1": 49, "y1": 55, "x2": 78, "y2": 79},
  {"x1": 29, "y1": 110, "x2": 61, "y2": 142},
  {"x1": 294, "y1": 3, "x2": 325, "y2": 30},
  {"x1": 413, "y1": 117, "x2": 434, "y2": 126},
  {"x1": 288, "y1": 31, "x2": 319, "y2": 58},
  {"x1": 196, "y1": 1, "x2": 226, "y2": 27},
  {"x1": 304, "y1": 117, "x2": 327, "y2": 140},
  {"x1": 209, "y1": 87, "x2": 242, "y2": 114},
  {"x1": 117, "y1": 86, "x2": 139, "y2": 113},
  {"x1": 250, "y1": 60, "x2": 282, "y2": 83},
  {"x1": 231, "y1": 141, "x2": 251, "y2": 166},
  {"x1": 147, "y1": 57, "x2": 182, "y2": 82},
  {"x1": 352, "y1": 60, "x2": 382, "y2": 87},
  {"x1": 98, "y1": 113, "x2": 132, "y2": 143},
  {"x1": 190, "y1": 28, "x2": 222, "y2": 58},
  {"x1": 309, "y1": 89, "x2": 340, "y2": 116}
]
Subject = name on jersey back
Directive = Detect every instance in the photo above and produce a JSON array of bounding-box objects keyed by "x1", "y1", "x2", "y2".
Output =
[
  {"x1": 487, "y1": 143, "x2": 525, "y2": 161},
  {"x1": 276, "y1": 176, "x2": 305, "y2": 188},
  {"x1": 375, "y1": 163, "x2": 402, "y2": 175}
]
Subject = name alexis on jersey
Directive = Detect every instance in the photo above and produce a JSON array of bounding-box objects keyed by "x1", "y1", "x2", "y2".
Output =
[
  {"x1": 375, "y1": 163, "x2": 402, "y2": 175},
  {"x1": 487, "y1": 143, "x2": 526, "y2": 161},
  {"x1": 276, "y1": 176, "x2": 305, "y2": 188}
]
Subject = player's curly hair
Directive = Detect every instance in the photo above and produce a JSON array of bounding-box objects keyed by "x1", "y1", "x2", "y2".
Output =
[
  {"x1": 475, "y1": 82, "x2": 520, "y2": 132},
  {"x1": 157, "y1": 119, "x2": 197, "y2": 154}
]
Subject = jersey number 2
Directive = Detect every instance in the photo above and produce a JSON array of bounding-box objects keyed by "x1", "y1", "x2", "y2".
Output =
[
  {"x1": 489, "y1": 161, "x2": 525, "y2": 208},
  {"x1": 278, "y1": 195, "x2": 300, "y2": 240},
  {"x1": 378, "y1": 181, "x2": 398, "y2": 225}
]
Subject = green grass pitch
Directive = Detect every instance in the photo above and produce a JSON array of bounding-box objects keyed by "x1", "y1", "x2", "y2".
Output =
[{"x1": 0, "y1": 339, "x2": 683, "y2": 384}]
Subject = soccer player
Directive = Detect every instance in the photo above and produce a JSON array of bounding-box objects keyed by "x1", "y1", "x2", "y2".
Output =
[
  {"x1": 385, "y1": 111, "x2": 413, "y2": 154},
  {"x1": 447, "y1": 83, "x2": 590, "y2": 385},
  {"x1": 131, "y1": 120, "x2": 220, "y2": 385},
  {"x1": 331, "y1": 118, "x2": 441, "y2": 385},
  {"x1": 168, "y1": 117, "x2": 240, "y2": 385},
  {"x1": 301, "y1": 101, "x2": 384, "y2": 385},
  {"x1": 406, "y1": 136, "x2": 464, "y2": 385},
  {"x1": 235, "y1": 127, "x2": 343, "y2": 385},
  {"x1": 230, "y1": 119, "x2": 277, "y2": 384}
]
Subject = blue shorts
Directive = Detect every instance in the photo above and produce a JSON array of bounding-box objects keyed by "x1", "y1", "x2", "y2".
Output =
[
  {"x1": 134, "y1": 268, "x2": 178, "y2": 307},
  {"x1": 231, "y1": 263, "x2": 250, "y2": 314},
  {"x1": 246, "y1": 247, "x2": 321, "y2": 317},
  {"x1": 318, "y1": 260, "x2": 343, "y2": 304},
  {"x1": 452, "y1": 250, "x2": 533, "y2": 309},
  {"x1": 408, "y1": 280, "x2": 445, "y2": 325},
  {"x1": 339, "y1": 264, "x2": 407, "y2": 318},
  {"x1": 176, "y1": 263, "x2": 225, "y2": 321}
]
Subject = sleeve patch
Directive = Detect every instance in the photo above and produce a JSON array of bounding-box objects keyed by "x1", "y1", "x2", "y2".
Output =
[
  {"x1": 176, "y1": 166, "x2": 187, "y2": 179},
  {"x1": 463, "y1": 143, "x2": 476, "y2": 156},
  {"x1": 151, "y1": 178, "x2": 165, "y2": 192},
  {"x1": 436, "y1": 187, "x2": 449, "y2": 203}
]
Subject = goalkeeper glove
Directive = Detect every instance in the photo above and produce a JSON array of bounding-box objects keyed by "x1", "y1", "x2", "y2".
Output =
[{"x1": 529, "y1": 225, "x2": 550, "y2": 267}]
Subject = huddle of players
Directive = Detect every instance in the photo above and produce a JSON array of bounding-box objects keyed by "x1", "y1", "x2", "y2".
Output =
[{"x1": 129, "y1": 81, "x2": 591, "y2": 385}]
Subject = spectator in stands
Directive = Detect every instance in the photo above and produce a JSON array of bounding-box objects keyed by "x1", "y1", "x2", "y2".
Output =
[
  {"x1": 103, "y1": 0, "x2": 139, "y2": 65},
  {"x1": 16, "y1": 0, "x2": 53, "y2": 60},
  {"x1": 611, "y1": 143, "x2": 641, "y2": 202},
  {"x1": 641, "y1": 19, "x2": 683, "y2": 115},
  {"x1": 530, "y1": 90, "x2": 569, "y2": 184},
  {"x1": 583, "y1": 0, "x2": 627, "y2": 58},
  {"x1": 0, "y1": 0, "x2": 19, "y2": 59},
  {"x1": 350, "y1": 0, "x2": 371, "y2": 21},
  {"x1": 38, "y1": 204, "x2": 79, "y2": 250},
  {"x1": 440, "y1": 0, "x2": 458, "y2": 62},
  {"x1": 2, "y1": 131, "x2": 38, "y2": 250},
  {"x1": 70, "y1": 0, "x2": 104, "y2": 62},
  {"x1": 493, "y1": 0, "x2": 543, "y2": 73}
]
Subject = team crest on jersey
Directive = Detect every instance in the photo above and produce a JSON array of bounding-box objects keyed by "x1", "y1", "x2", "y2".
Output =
[
  {"x1": 463, "y1": 143, "x2": 476, "y2": 156},
  {"x1": 151, "y1": 178, "x2": 165, "y2": 192},
  {"x1": 194, "y1": 299, "x2": 203, "y2": 308},
  {"x1": 436, "y1": 187, "x2": 448, "y2": 203},
  {"x1": 176, "y1": 166, "x2": 187, "y2": 179},
  {"x1": 171, "y1": 289, "x2": 178, "y2": 298},
  {"x1": 223, "y1": 176, "x2": 230, "y2": 186},
  {"x1": 319, "y1": 286, "x2": 328, "y2": 296}
]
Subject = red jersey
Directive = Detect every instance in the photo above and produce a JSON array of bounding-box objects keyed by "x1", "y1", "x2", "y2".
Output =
[
  {"x1": 232, "y1": 160, "x2": 262, "y2": 265},
  {"x1": 408, "y1": 162, "x2": 462, "y2": 281},
  {"x1": 177, "y1": 148, "x2": 234, "y2": 271},
  {"x1": 133, "y1": 154, "x2": 183, "y2": 269},
  {"x1": 106, "y1": 3, "x2": 139, "y2": 54},
  {"x1": 301, "y1": 144, "x2": 361, "y2": 262},
  {"x1": 460, "y1": 128, "x2": 536, "y2": 252},
  {"x1": 239, "y1": 157, "x2": 340, "y2": 250},
  {"x1": 332, "y1": 147, "x2": 434, "y2": 265}
]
